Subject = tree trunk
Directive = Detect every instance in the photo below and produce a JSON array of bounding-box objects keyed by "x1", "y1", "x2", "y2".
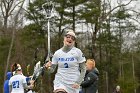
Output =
[
  {"x1": 4, "y1": 0, "x2": 25, "y2": 81},
  {"x1": 4, "y1": 26, "x2": 15, "y2": 81},
  {"x1": 72, "y1": 5, "x2": 75, "y2": 32}
]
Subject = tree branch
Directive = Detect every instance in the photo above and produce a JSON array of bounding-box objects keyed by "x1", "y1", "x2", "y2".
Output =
[
  {"x1": 128, "y1": 17, "x2": 140, "y2": 25},
  {"x1": 102, "y1": 0, "x2": 133, "y2": 21},
  {"x1": 4, "y1": 0, "x2": 26, "y2": 82},
  {"x1": 0, "y1": 0, "x2": 5, "y2": 17},
  {"x1": 8, "y1": 1, "x2": 23, "y2": 16}
]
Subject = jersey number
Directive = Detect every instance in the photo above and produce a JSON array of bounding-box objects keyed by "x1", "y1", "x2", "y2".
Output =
[
  {"x1": 12, "y1": 81, "x2": 19, "y2": 88},
  {"x1": 64, "y1": 63, "x2": 69, "y2": 68}
]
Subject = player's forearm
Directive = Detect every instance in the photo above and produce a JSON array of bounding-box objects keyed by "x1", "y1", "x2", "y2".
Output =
[
  {"x1": 23, "y1": 83, "x2": 33, "y2": 89},
  {"x1": 75, "y1": 62, "x2": 86, "y2": 84}
]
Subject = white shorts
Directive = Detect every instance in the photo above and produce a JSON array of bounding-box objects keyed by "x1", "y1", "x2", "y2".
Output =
[{"x1": 54, "y1": 80, "x2": 79, "y2": 93}]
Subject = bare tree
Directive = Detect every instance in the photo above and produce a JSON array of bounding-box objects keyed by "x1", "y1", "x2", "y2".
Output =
[
  {"x1": 0, "y1": 0, "x2": 25, "y2": 34},
  {"x1": 4, "y1": 0, "x2": 26, "y2": 82}
]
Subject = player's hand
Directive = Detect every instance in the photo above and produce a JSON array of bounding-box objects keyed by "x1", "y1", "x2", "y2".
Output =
[
  {"x1": 72, "y1": 83, "x2": 80, "y2": 89},
  {"x1": 29, "y1": 84, "x2": 34, "y2": 89},
  {"x1": 29, "y1": 75, "x2": 33, "y2": 78},
  {"x1": 30, "y1": 80, "x2": 34, "y2": 84},
  {"x1": 29, "y1": 80, "x2": 35, "y2": 89},
  {"x1": 45, "y1": 61, "x2": 52, "y2": 68}
]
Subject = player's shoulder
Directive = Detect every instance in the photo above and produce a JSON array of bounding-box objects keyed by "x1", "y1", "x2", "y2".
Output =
[
  {"x1": 72, "y1": 47, "x2": 82, "y2": 52},
  {"x1": 54, "y1": 48, "x2": 62, "y2": 54},
  {"x1": 19, "y1": 74, "x2": 26, "y2": 79},
  {"x1": 9, "y1": 75, "x2": 17, "y2": 81},
  {"x1": 14, "y1": 74, "x2": 26, "y2": 79},
  {"x1": 9, "y1": 75, "x2": 14, "y2": 81}
]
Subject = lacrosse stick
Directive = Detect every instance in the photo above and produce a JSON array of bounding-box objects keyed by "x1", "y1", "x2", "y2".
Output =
[
  {"x1": 31, "y1": 0, "x2": 54, "y2": 79},
  {"x1": 43, "y1": 0, "x2": 54, "y2": 63},
  {"x1": 43, "y1": 1, "x2": 54, "y2": 93}
]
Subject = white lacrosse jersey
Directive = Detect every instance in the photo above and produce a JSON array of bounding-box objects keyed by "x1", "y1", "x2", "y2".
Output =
[
  {"x1": 9, "y1": 74, "x2": 27, "y2": 93},
  {"x1": 52, "y1": 47, "x2": 86, "y2": 93}
]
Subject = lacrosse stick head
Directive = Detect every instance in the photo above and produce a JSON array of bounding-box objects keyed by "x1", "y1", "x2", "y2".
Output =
[
  {"x1": 32, "y1": 61, "x2": 41, "y2": 80},
  {"x1": 42, "y1": 0, "x2": 54, "y2": 18}
]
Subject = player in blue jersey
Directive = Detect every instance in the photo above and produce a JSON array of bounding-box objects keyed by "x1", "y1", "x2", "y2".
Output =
[
  {"x1": 4, "y1": 72, "x2": 12, "y2": 93},
  {"x1": 46, "y1": 30, "x2": 86, "y2": 93}
]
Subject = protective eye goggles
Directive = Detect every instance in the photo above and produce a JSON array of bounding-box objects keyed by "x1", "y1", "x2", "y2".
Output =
[
  {"x1": 16, "y1": 67, "x2": 22, "y2": 71},
  {"x1": 65, "y1": 35, "x2": 75, "y2": 40}
]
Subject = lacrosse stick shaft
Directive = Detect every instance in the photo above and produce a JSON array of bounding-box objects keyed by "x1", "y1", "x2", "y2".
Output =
[
  {"x1": 47, "y1": 18, "x2": 50, "y2": 61},
  {"x1": 46, "y1": 2, "x2": 53, "y2": 93}
]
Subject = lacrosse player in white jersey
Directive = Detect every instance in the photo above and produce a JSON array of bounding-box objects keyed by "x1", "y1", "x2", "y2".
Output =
[
  {"x1": 9, "y1": 63, "x2": 34, "y2": 93},
  {"x1": 46, "y1": 30, "x2": 86, "y2": 93}
]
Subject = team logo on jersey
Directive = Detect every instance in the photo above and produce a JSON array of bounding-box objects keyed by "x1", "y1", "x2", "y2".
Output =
[
  {"x1": 59, "y1": 57, "x2": 74, "y2": 61},
  {"x1": 88, "y1": 77, "x2": 90, "y2": 80}
]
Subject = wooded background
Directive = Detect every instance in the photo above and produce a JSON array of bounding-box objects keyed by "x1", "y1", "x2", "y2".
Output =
[{"x1": 1, "y1": 0, "x2": 140, "y2": 93}]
